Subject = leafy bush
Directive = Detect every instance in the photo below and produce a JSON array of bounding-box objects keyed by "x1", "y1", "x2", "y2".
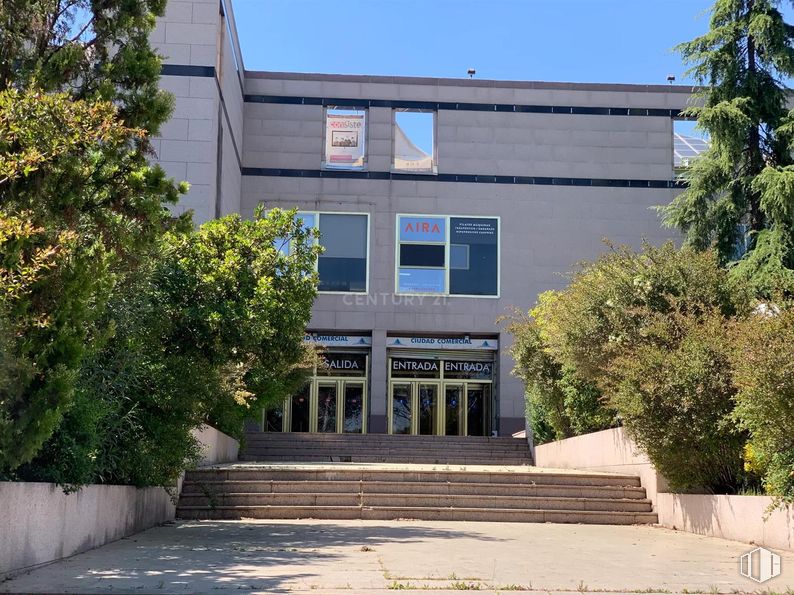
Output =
[
  {"x1": 509, "y1": 242, "x2": 752, "y2": 492},
  {"x1": 607, "y1": 305, "x2": 745, "y2": 492},
  {"x1": 731, "y1": 304, "x2": 794, "y2": 502},
  {"x1": 0, "y1": 91, "x2": 180, "y2": 470},
  {"x1": 508, "y1": 309, "x2": 617, "y2": 444},
  {"x1": 15, "y1": 208, "x2": 321, "y2": 489}
]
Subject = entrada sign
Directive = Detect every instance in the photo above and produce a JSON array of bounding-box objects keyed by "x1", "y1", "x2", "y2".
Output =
[{"x1": 391, "y1": 359, "x2": 440, "y2": 373}]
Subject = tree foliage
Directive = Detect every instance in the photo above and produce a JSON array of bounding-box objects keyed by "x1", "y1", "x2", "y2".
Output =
[
  {"x1": 0, "y1": 0, "x2": 173, "y2": 134},
  {"x1": 15, "y1": 208, "x2": 322, "y2": 488},
  {"x1": 0, "y1": 90, "x2": 181, "y2": 470},
  {"x1": 508, "y1": 243, "x2": 751, "y2": 492},
  {"x1": 731, "y1": 304, "x2": 794, "y2": 502},
  {"x1": 664, "y1": 0, "x2": 794, "y2": 294}
]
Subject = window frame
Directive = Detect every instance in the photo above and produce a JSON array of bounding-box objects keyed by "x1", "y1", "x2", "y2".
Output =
[
  {"x1": 391, "y1": 108, "x2": 438, "y2": 175},
  {"x1": 294, "y1": 210, "x2": 371, "y2": 295},
  {"x1": 322, "y1": 106, "x2": 369, "y2": 171},
  {"x1": 394, "y1": 214, "x2": 500, "y2": 299}
]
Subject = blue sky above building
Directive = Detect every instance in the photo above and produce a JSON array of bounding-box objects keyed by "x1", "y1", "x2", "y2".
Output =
[{"x1": 234, "y1": 0, "x2": 737, "y2": 84}]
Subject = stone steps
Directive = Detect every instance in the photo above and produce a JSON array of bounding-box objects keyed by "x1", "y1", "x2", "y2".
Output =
[
  {"x1": 240, "y1": 432, "x2": 532, "y2": 465},
  {"x1": 177, "y1": 466, "x2": 657, "y2": 525},
  {"x1": 180, "y1": 479, "x2": 648, "y2": 499}
]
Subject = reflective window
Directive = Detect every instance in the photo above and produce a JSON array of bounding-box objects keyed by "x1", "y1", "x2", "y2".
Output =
[
  {"x1": 318, "y1": 214, "x2": 368, "y2": 292},
  {"x1": 396, "y1": 215, "x2": 498, "y2": 296},
  {"x1": 393, "y1": 109, "x2": 436, "y2": 174}
]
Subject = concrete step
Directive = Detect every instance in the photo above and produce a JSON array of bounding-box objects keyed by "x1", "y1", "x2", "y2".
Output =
[
  {"x1": 237, "y1": 454, "x2": 529, "y2": 465},
  {"x1": 241, "y1": 444, "x2": 529, "y2": 455},
  {"x1": 177, "y1": 492, "x2": 652, "y2": 512},
  {"x1": 184, "y1": 468, "x2": 642, "y2": 488},
  {"x1": 180, "y1": 479, "x2": 648, "y2": 499},
  {"x1": 175, "y1": 504, "x2": 658, "y2": 525},
  {"x1": 245, "y1": 432, "x2": 526, "y2": 443}
]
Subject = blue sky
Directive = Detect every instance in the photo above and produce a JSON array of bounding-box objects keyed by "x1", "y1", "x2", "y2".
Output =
[
  {"x1": 233, "y1": 0, "x2": 727, "y2": 84},
  {"x1": 229, "y1": 0, "x2": 792, "y2": 150}
]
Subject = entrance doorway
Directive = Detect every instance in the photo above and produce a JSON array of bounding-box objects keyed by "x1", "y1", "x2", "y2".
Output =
[
  {"x1": 388, "y1": 381, "x2": 491, "y2": 436},
  {"x1": 265, "y1": 352, "x2": 369, "y2": 433}
]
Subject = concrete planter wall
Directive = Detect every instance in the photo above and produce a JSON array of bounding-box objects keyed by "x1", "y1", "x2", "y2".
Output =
[
  {"x1": 534, "y1": 426, "x2": 668, "y2": 505},
  {"x1": 657, "y1": 493, "x2": 794, "y2": 552},
  {"x1": 534, "y1": 427, "x2": 793, "y2": 551},
  {"x1": 0, "y1": 425, "x2": 239, "y2": 578}
]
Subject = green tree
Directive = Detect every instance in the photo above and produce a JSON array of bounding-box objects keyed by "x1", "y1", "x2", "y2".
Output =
[
  {"x1": 0, "y1": 0, "x2": 172, "y2": 134},
  {"x1": 664, "y1": 0, "x2": 794, "y2": 294},
  {"x1": 17, "y1": 208, "x2": 321, "y2": 488},
  {"x1": 0, "y1": 90, "x2": 182, "y2": 470},
  {"x1": 731, "y1": 304, "x2": 794, "y2": 502}
]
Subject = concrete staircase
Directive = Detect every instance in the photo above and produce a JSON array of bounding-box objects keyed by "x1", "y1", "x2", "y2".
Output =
[
  {"x1": 238, "y1": 432, "x2": 531, "y2": 465},
  {"x1": 177, "y1": 465, "x2": 658, "y2": 525}
]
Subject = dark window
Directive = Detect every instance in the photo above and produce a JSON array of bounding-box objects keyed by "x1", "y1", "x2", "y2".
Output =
[
  {"x1": 449, "y1": 217, "x2": 498, "y2": 296},
  {"x1": 318, "y1": 214, "x2": 368, "y2": 292},
  {"x1": 399, "y1": 244, "x2": 445, "y2": 268}
]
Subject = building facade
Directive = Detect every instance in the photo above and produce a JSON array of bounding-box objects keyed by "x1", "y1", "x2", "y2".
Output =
[{"x1": 152, "y1": 0, "x2": 691, "y2": 438}]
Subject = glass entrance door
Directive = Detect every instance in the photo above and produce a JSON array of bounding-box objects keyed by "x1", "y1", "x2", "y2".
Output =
[
  {"x1": 290, "y1": 384, "x2": 311, "y2": 432},
  {"x1": 343, "y1": 381, "x2": 365, "y2": 433},
  {"x1": 466, "y1": 384, "x2": 490, "y2": 437},
  {"x1": 418, "y1": 383, "x2": 440, "y2": 435},
  {"x1": 390, "y1": 382, "x2": 413, "y2": 434},
  {"x1": 316, "y1": 382, "x2": 338, "y2": 433},
  {"x1": 444, "y1": 384, "x2": 464, "y2": 436}
]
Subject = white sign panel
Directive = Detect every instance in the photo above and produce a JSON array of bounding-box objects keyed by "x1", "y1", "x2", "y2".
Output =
[
  {"x1": 305, "y1": 334, "x2": 372, "y2": 347},
  {"x1": 325, "y1": 113, "x2": 365, "y2": 168},
  {"x1": 386, "y1": 336, "x2": 498, "y2": 350}
]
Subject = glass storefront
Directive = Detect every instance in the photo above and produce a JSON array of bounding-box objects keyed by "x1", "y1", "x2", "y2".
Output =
[
  {"x1": 265, "y1": 352, "x2": 369, "y2": 434},
  {"x1": 387, "y1": 356, "x2": 494, "y2": 436}
]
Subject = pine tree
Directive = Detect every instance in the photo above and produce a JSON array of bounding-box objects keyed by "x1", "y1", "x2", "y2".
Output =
[
  {"x1": 664, "y1": 0, "x2": 794, "y2": 294},
  {"x1": 0, "y1": 1, "x2": 184, "y2": 469}
]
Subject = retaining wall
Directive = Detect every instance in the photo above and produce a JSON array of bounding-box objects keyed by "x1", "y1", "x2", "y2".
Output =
[
  {"x1": 534, "y1": 427, "x2": 793, "y2": 550},
  {"x1": 0, "y1": 425, "x2": 239, "y2": 578}
]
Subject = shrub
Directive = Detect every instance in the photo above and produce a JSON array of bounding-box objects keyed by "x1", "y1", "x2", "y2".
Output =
[
  {"x1": 0, "y1": 90, "x2": 180, "y2": 471},
  {"x1": 608, "y1": 305, "x2": 745, "y2": 492},
  {"x1": 731, "y1": 304, "x2": 794, "y2": 502},
  {"x1": 16, "y1": 207, "x2": 321, "y2": 489},
  {"x1": 509, "y1": 242, "x2": 752, "y2": 492},
  {"x1": 508, "y1": 309, "x2": 617, "y2": 444}
]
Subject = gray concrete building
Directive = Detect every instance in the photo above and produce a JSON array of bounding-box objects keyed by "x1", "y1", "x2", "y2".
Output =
[{"x1": 152, "y1": 0, "x2": 690, "y2": 438}]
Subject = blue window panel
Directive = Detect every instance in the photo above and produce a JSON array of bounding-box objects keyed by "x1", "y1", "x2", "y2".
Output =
[
  {"x1": 398, "y1": 216, "x2": 446, "y2": 243},
  {"x1": 296, "y1": 212, "x2": 316, "y2": 230},
  {"x1": 398, "y1": 268, "x2": 445, "y2": 294},
  {"x1": 450, "y1": 244, "x2": 470, "y2": 270}
]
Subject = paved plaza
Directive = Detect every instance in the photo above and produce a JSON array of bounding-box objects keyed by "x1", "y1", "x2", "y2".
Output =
[{"x1": 2, "y1": 519, "x2": 792, "y2": 594}]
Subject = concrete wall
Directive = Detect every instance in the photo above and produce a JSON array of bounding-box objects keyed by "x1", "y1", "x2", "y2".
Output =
[
  {"x1": 192, "y1": 424, "x2": 240, "y2": 465},
  {"x1": 535, "y1": 427, "x2": 794, "y2": 551},
  {"x1": 0, "y1": 426, "x2": 239, "y2": 578},
  {"x1": 657, "y1": 493, "x2": 794, "y2": 552},
  {"x1": 534, "y1": 427, "x2": 669, "y2": 504},
  {"x1": 151, "y1": 0, "x2": 244, "y2": 224}
]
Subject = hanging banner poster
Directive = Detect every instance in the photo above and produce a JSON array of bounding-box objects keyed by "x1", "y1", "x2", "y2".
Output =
[{"x1": 325, "y1": 113, "x2": 366, "y2": 168}]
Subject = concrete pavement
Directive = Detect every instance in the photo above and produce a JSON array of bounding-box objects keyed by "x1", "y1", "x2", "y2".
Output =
[{"x1": 2, "y1": 519, "x2": 792, "y2": 594}]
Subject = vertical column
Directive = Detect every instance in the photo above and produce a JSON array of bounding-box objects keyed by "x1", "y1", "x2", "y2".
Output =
[{"x1": 369, "y1": 329, "x2": 388, "y2": 433}]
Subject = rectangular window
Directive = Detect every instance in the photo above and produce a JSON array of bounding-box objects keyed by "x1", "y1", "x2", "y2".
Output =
[
  {"x1": 324, "y1": 107, "x2": 367, "y2": 170},
  {"x1": 278, "y1": 211, "x2": 368, "y2": 293},
  {"x1": 395, "y1": 215, "x2": 499, "y2": 297},
  {"x1": 318, "y1": 213, "x2": 368, "y2": 292},
  {"x1": 673, "y1": 118, "x2": 709, "y2": 177},
  {"x1": 393, "y1": 109, "x2": 437, "y2": 174}
]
